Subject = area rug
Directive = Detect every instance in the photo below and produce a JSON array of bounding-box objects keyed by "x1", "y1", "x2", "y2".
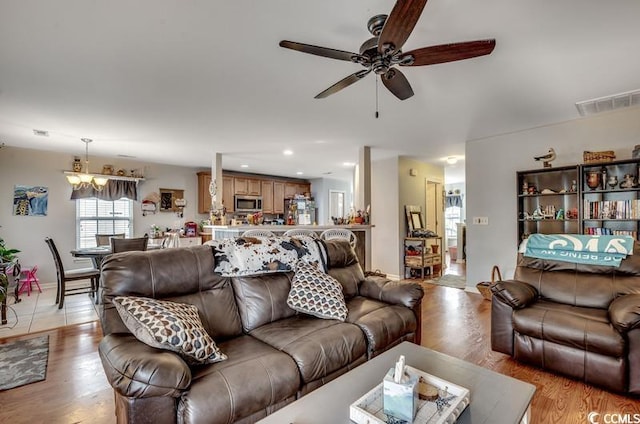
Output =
[
  {"x1": 423, "y1": 274, "x2": 467, "y2": 289},
  {"x1": 0, "y1": 335, "x2": 49, "y2": 390}
]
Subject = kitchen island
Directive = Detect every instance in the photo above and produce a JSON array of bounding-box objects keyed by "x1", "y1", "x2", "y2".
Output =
[{"x1": 202, "y1": 225, "x2": 373, "y2": 271}]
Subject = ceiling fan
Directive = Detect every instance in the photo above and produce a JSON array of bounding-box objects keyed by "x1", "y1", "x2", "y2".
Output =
[{"x1": 279, "y1": 0, "x2": 496, "y2": 101}]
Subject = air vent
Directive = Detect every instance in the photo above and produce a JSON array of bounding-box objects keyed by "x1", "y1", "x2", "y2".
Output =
[
  {"x1": 575, "y1": 89, "x2": 640, "y2": 116},
  {"x1": 33, "y1": 129, "x2": 49, "y2": 137}
]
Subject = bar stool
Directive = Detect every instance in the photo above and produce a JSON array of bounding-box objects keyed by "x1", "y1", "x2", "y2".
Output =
[{"x1": 18, "y1": 265, "x2": 42, "y2": 296}]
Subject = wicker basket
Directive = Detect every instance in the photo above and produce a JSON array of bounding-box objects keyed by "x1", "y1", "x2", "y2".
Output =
[
  {"x1": 583, "y1": 150, "x2": 616, "y2": 164},
  {"x1": 476, "y1": 265, "x2": 502, "y2": 301}
]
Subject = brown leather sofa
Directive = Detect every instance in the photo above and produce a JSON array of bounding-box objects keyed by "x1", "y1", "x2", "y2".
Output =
[
  {"x1": 491, "y1": 250, "x2": 640, "y2": 395},
  {"x1": 98, "y1": 240, "x2": 423, "y2": 424}
]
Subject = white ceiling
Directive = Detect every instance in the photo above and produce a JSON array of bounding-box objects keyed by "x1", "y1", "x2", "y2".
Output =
[{"x1": 1, "y1": 0, "x2": 640, "y2": 182}]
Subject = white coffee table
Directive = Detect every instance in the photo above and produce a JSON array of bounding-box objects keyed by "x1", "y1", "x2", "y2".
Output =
[{"x1": 257, "y1": 341, "x2": 535, "y2": 424}]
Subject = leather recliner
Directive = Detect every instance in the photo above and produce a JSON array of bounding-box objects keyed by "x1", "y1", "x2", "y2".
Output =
[{"x1": 491, "y1": 247, "x2": 640, "y2": 395}]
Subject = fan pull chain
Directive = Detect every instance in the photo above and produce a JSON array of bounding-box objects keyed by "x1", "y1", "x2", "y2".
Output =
[{"x1": 375, "y1": 76, "x2": 379, "y2": 119}]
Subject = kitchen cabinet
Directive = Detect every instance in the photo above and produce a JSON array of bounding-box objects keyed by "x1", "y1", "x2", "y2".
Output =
[
  {"x1": 261, "y1": 181, "x2": 274, "y2": 213},
  {"x1": 178, "y1": 237, "x2": 202, "y2": 247},
  {"x1": 235, "y1": 177, "x2": 261, "y2": 196},
  {"x1": 284, "y1": 183, "x2": 310, "y2": 199},
  {"x1": 273, "y1": 182, "x2": 285, "y2": 214},
  {"x1": 404, "y1": 237, "x2": 442, "y2": 278},
  {"x1": 517, "y1": 166, "x2": 579, "y2": 243},
  {"x1": 197, "y1": 172, "x2": 213, "y2": 214},
  {"x1": 222, "y1": 176, "x2": 234, "y2": 212}
]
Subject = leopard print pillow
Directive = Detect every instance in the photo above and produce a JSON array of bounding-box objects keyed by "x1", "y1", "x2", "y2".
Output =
[{"x1": 113, "y1": 296, "x2": 227, "y2": 365}]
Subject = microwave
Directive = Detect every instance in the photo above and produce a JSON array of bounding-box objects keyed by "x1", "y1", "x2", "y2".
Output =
[{"x1": 234, "y1": 195, "x2": 263, "y2": 212}]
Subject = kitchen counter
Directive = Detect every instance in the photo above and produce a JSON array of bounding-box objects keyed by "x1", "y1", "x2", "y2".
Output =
[{"x1": 202, "y1": 224, "x2": 373, "y2": 271}]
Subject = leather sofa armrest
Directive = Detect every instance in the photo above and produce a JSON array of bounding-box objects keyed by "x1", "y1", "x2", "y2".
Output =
[
  {"x1": 609, "y1": 294, "x2": 640, "y2": 333},
  {"x1": 99, "y1": 333, "x2": 192, "y2": 398},
  {"x1": 490, "y1": 280, "x2": 538, "y2": 309},
  {"x1": 359, "y1": 276, "x2": 424, "y2": 308}
]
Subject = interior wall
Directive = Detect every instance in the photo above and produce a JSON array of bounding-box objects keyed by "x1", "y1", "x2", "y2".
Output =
[
  {"x1": 466, "y1": 107, "x2": 640, "y2": 288},
  {"x1": 0, "y1": 146, "x2": 204, "y2": 283},
  {"x1": 397, "y1": 157, "x2": 445, "y2": 276},
  {"x1": 309, "y1": 177, "x2": 352, "y2": 225},
  {"x1": 370, "y1": 156, "x2": 400, "y2": 278}
]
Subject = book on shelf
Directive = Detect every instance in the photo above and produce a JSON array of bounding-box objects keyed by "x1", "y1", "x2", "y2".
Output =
[
  {"x1": 583, "y1": 199, "x2": 640, "y2": 220},
  {"x1": 584, "y1": 227, "x2": 637, "y2": 238}
]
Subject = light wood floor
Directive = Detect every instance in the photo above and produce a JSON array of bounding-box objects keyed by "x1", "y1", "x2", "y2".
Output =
[{"x1": 1, "y1": 284, "x2": 638, "y2": 423}]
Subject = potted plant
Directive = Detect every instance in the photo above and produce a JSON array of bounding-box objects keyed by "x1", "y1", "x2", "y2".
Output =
[
  {"x1": 0, "y1": 236, "x2": 20, "y2": 264},
  {"x1": 0, "y1": 237, "x2": 19, "y2": 304}
]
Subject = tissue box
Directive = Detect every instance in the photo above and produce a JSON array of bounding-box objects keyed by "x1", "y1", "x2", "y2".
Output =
[{"x1": 383, "y1": 367, "x2": 418, "y2": 422}]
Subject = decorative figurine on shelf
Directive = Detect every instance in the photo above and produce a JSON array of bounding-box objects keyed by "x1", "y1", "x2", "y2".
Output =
[
  {"x1": 534, "y1": 148, "x2": 556, "y2": 168},
  {"x1": 72, "y1": 157, "x2": 82, "y2": 172},
  {"x1": 532, "y1": 207, "x2": 544, "y2": 220},
  {"x1": 607, "y1": 175, "x2": 618, "y2": 189},
  {"x1": 527, "y1": 185, "x2": 537, "y2": 195},
  {"x1": 555, "y1": 208, "x2": 565, "y2": 220},
  {"x1": 522, "y1": 181, "x2": 529, "y2": 195},
  {"x1": 570, "y1": 180, "x2": 577, "y2": 192},
  {"x1": 620, "y1": 174, "x2": 637, "y2": 189}
]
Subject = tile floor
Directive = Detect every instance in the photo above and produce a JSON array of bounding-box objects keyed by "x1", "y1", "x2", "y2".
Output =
[{"x1": 0, "y1": 280, "x2": 99, "y2": 339}]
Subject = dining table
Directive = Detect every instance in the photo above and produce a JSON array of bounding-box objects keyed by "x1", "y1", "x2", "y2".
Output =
[
  {"x1": 70, "y1": 243, "x2": 163, "y2": 269},
  {"x1": 70, "y1": 246, "x2": 112, "y2": 269}
]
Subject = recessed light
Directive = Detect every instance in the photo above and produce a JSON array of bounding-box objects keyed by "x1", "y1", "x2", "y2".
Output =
[
  {"x1": 33, "y1": 129, "x2": 49, "y2": 137},
  {"x1": 343, "y1": 162, "x2": 356, "y2": 167},
  {"x1": 296, "y1": 171, "x2": 304, "y2": 175},
  {"x1": 240, "y1": 164, "x2": 249, "y2": 168},
  {"x1": 283, "y1": 149, "x2": 293, "y2": 156}
]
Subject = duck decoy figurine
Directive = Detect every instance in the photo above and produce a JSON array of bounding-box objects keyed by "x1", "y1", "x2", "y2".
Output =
[{"x1": 534, "y1": 148, "x2": 556, "y2": 168}]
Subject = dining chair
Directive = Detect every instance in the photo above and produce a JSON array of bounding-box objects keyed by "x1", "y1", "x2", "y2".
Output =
[
  {"x1": 283, "y1": 228, "x2": 318, "y2": 238},
  {"x1": 319, "y1": 228, "x2": 357, "y2": 248},
  {"x1": 95, "y1": 233, "x2": 125, "y2": 247},
  {"x1": 110, "y1": 236, "x2": 149, "y2": 253},
  {"x1": 241, "y1": 229, "x2": 276, "y2": 237},
  {"x1": 45, "y1": 237, "x2": 99, "y2": 309}
]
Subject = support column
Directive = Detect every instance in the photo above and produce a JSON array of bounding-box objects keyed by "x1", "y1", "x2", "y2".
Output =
[
  {"x1": 354, "y1": 146, "x2": 371, "y2": 212},
  {"x1": 211, "y1": 153, "x2": 223, "y2": 211},
  {"x1": 354, "y1": 146, "x2": 372, "y2": 270}
]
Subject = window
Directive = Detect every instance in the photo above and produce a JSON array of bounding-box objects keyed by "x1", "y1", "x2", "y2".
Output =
[
  {"x1": 445, "y1": 206, "x2": 462, "y2": 241},
  {"x1": 76, "y1": 198, "x2": 133, "y2": 248}
]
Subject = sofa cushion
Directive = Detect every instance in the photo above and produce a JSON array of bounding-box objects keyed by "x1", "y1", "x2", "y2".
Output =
[
  {"x1": 325, "y1": 239, "x2": 364, "y2": 298},
  {"x1": 287, "y1": 261, "x2": 348, "y2": 321},
  {"x1": 249, "y1": 315, "x2": 367, "y2": 384},
  {"x1": 232, "y1": 273, "x2": 297, "y2": 332},
  {"x1": 113, "y1": 296, "x2": 227, "y2": 365},
  {"x1": 346, "y1": 296, "x2": 418, "y2": 357},
  {"x1": 512, "y1": 300, "x2": 625, "y2": 357},
  {"x1": 178, "y1": 335, "x2": 300, "y2": 424}
]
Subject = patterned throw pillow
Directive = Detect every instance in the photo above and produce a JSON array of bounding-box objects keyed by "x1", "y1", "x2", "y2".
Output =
[
  {"x1": 287, "y1": 261, "x2": 348, "y2": 321},
  {"x1": 112, "y1": 296, "x2": 227, "y2": 365}
]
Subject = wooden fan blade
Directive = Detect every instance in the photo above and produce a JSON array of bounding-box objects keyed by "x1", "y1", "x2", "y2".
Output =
[
  {"x1": 279, "y1": 40, "x2": 359, "y2": 62},
  {"x1": 401, "y1": 39, "x2": 496, "y2": 66},
  {"x1": 315, "y1": 70, "x2": 371, "y2": 99},
  {"x1": 378, "y1": 0, "x2": 428, "y2": 55},
  {"x1": 382, "y1": 68, "x2": 414, "y2": 100}
]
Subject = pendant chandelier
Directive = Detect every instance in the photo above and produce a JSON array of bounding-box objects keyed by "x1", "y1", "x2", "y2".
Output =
[{"x1": 66, "y1": 138, "x2": 109, "y2": 191}]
